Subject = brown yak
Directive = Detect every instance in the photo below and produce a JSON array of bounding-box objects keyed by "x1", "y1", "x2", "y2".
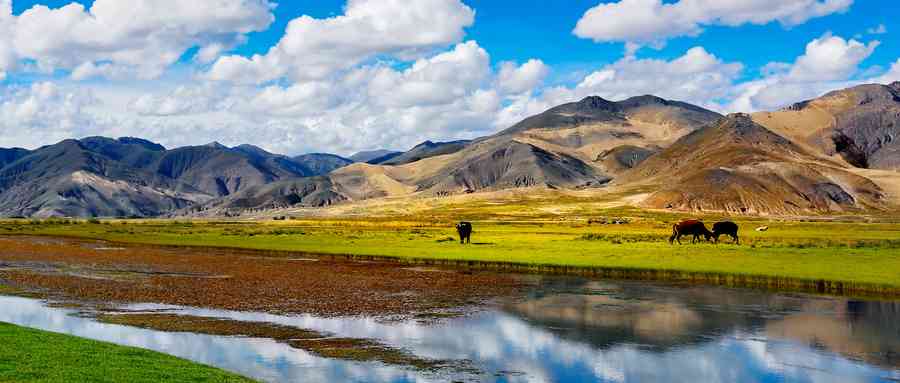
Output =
[{"x1": 669, "y1": 220, "x2": 713, "y2": 245}]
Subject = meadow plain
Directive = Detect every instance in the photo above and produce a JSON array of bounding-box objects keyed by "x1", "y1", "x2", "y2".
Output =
[
  {"x1": 2, "y1": 194, "x2": 900, "y2": 382},
  {"x1": 2, "y1": 198, "x2": 899, "y2": 297}
]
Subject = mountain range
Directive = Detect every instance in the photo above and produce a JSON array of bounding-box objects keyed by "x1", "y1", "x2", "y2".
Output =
[{"x1": 2, "y1": 82, "x2": 899, "y2": 217}]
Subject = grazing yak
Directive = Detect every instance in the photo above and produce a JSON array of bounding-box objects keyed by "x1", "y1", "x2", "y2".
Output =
[
  {"x1": 669, "y1": 220, "x2": 713, "y2": 244},
  {"x1": 456, "y1": 222, "x2": 473, "y2": 244},
  {"x1": 712, "y1": 221, "x2": 740, "y2": 244}
]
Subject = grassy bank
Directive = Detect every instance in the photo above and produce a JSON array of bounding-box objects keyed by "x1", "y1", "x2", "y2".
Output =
[
  {"x1": 2, "y1": 216, "x2": 900, "y2": 296},
  {"x1": 0, "y1": 322, "x2": 252, "y2": 382}
]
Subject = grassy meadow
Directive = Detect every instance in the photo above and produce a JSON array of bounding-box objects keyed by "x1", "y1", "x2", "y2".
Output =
[
  {"x1": 0, "y1": 322, "x2": 252, "y2": 382},
  {"x1": 2, "y1": 206, "x2": 899, "y2": 295}
]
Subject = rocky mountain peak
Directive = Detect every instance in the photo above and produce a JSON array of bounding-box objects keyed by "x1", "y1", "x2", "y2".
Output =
[{"x1": 575, "y1": 95, "x2": 617, "y2": 111}]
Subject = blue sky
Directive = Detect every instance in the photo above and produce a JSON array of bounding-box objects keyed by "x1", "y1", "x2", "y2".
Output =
[
  {"x1": 14, "y1": 0, "x2": 896, "y2": 84},
  {"x1": 1, "y1": 0, "x2": 898, "y2": 154}
]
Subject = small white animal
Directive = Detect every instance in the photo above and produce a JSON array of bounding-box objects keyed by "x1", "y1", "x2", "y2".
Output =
[{"x1": 755, "y1": 226, "x2": 769, "y2": 232}]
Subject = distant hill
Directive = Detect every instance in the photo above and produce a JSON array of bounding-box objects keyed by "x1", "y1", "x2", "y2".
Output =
[
  {"x1": 0, "y1": 139, "x2": 344, "y2": 217},
  {"x1": 595, "y1": 145, "x2": 660, "y2": 174},
  {"x1": 0, "y1": 139, "x2": 200, "y2": 217},
  {"x1": 4, "y1": 83, "x2": 900, "y2": 217},
  {"x1": 0, "y1": 148, "x2": 30, "y2": 168},
  {"x1": 292, "y1": 153, "x2": 354, "y2": 175},
  {"x1": 195, "y1": 94, "x2": 723, "y2": 213},
  {"x1": 498, "y1": 95, "x2": 721, "y2": 136},
  {"x1": 753, "y1": 81, "x2": 900, "y2": 170},
  {"x1": 349, "y1": 149, "x2": 402, "y2": 164},
  {"x1": 379, "y1": 140, "x2": 471, "y2": 166},
  {"x1": 621, "y1": 114, "x2": 885, "y2": 214}
]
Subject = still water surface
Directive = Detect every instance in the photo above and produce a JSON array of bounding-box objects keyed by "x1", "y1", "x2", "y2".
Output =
[{"x1": 2, "y1": 277, "x2": 899, "y2": 382}]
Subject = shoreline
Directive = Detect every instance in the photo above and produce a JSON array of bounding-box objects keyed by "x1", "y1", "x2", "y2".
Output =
[
  {"x1": 0, "y1": 321, "x2": 253, "y2": 382},
  {"x1": 3, "y1": 231, "x2": 899, "y2": 300}
]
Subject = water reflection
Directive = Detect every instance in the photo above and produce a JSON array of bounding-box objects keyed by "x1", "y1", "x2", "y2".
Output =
[
  {"x1": 2, "y1": 278, "x2": 899, "y2": 382},
  {"x1": 0, "y1": 296, "x2": 420, "y2": 382}
]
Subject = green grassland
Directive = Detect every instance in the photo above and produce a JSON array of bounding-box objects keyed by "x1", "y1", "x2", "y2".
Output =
[
  {"x1": 0, "y1": 322, "x2": 253, "y2": 382},
  {"x1": 2, "y1": 209, "x2": 900, "y2": 295}
]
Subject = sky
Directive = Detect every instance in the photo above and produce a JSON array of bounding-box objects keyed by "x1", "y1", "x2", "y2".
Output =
[{"x1": 0, "y1": 0, "x2": 898, "y2": 156}]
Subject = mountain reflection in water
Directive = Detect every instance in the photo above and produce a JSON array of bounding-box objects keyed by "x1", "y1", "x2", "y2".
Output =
[{"x1": 1, "y1": 277, "x2": 898, "y2": 382}]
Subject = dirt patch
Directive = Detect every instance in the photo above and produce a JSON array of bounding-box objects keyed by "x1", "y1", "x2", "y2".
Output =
[
  {"x1": 0, "y1": 236, "x2": 523, "y2": 318},
  {"x1": 96, "y1": 313, "x2": 321, "y2": 340}
]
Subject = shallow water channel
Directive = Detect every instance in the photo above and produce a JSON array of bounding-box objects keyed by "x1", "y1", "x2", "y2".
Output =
[{"x1": 2, "y1": 277, "x2": 899, "y2": 382}]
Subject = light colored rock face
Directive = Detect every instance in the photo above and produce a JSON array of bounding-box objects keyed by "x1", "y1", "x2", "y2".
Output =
[
  {"x1": 623, "y1": 114, "x2": 885, "y2": 215},
  {"x1": 753, "y1": 82, "x2": 900, "y2": 171}
]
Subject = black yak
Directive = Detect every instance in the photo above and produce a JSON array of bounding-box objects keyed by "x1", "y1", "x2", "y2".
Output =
[
  {"x1": 712, "y1": 221, "x2": 740, "y2": 244},
  {"x1": 456, "y1": 222, "x2": 473, "y2": 244}
]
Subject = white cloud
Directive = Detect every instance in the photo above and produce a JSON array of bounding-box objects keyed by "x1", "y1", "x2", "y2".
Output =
[
  {"x1": 574, "y1": 0, "x2": 853, "y2": 46},
  {"x1": 2, "y1": 1, "x2": 896, "y2": 158},
  {"x1": 867, "y1": 24, "x2": 887, "y2": 35},
  {"x1": 576, "y1": 47, "x2": 739, "y2": 105},
  {"x1": 70, "y1": 62, "x2": 134, "y2": 81},
  {"x1": 5, "y1": 0, "x2": 274, "y2": 80},
  {"x1": 573, "y1": 46, "x2": 743, "y2": 105},
  {"x1": 492, "y1": 46, "x2": 743, "y2": 128},
  {"x1": 0, "y1": 82, "x2": 102, "y2": 147},
  {"x1": 0, "y1": 0, "x2": 15, "y2": 80},
  {"x1": 206, "y1": 0, "x2": 475, "y2": 84},
  {"x1": 497, "y1": 59, "x2": 550, "y2": 95},
  {"x1": 729, "y1": 34, "x2": 880, "y2": 111},
  {"x1": 871, "y1": 60, "x2": 900, "y2": 84},
  {"x1": 787, "y1": 33, "x2": 879, "y2": 81},
  {"x1": 368, "y1": 41, "x2": 490, "y2": 108},
  {"x1": 6, "y1": 40, "x2": 532, "y2": 155}
]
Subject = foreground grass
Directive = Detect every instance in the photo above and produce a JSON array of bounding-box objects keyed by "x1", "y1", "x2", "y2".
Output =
[
  {"x1": 0, "y1": 322, "x2": 252, "y2": 383},
  {"x1": 2, "y1": 215, "x2": 900, "y2": 293}
]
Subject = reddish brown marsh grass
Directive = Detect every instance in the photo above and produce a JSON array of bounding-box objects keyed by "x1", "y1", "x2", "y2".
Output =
[{"x1": 0, "y1": 236, "x2": 523, "y2": 318}]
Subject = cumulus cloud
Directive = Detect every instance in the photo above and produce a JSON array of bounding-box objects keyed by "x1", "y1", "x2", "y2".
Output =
[
  {"x1": 9, "y1": 40, "x2": 534, "y2": 155},
  {"x1": 491, "y1": 47, "x2": 743, "y2": 128},
  {"x1": 729, "y1": 34, "x2": 880, "y2": 111},
  {"x1": 0, "y1": 82, "x2": 103, "y2": 147},
  {"x1": 496, "y1": 59, "x2": 550, "y2": 95},
  {"x1": 367, "y1": 41, "x2": 490, "y2": 108},
  {"x1": 871, "y1": 60, "x2": 900, "y2": 84},
  {"x1": 787, "y1": 33, "x2": 879, "y2": 81},
  {"x1": 206, "y1": 0, "x2": 475, "y2": 84},
  {"x1": 0, "y1": 0, "x2": 15, "y2": 80},
  {"x1": 3, "y1": 1, "x2": 896, "y2": 158},
  {"x1": 4, "y1": 0, "x2": 274, "y2": 80},
  {"x1": 574, "y1": 0, "x2": 853, "y2": 46}
]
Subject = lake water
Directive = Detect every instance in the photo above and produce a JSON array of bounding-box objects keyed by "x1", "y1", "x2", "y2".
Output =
[{"x1": 1, "y1": 277, "x2": 898, "y2": 382}]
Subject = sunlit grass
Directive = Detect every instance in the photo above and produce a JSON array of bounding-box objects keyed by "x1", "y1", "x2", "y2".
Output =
[
  {"x1": 0, "y1": 322, "x2": 253, "y2": 382},
  {"x1": 2, "y1": 213, "x2": 900, "y2": 292}
]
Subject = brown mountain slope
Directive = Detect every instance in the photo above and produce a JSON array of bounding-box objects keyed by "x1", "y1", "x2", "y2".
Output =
[
  {"x1": 0, "y1": 140, "x2": 204, "y2": 217},
  {"x1": 595, "y1": 145, "x2": 661, "y2": 175},
  {"x1": 398, "y1": 95, "x2": 721, "y2": 193},
  {"x1": 621, "y1": 114, "x2": 885, "y2": 215},
  {"x1": 752, "y1": 82, "x2": 900, "y2": 170},
  {"x1": 410, "y1": 137, "x2": 609, "y2": 193},
  {"x1": 500, "y1": 95, "x2": 721, "y2": 168},
  {"x1": 192, "y1": 176, "x2": 347, "y2": 215},
  {"x1": 191, "y1": 95, "x2": 727, "y2": 213}
]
